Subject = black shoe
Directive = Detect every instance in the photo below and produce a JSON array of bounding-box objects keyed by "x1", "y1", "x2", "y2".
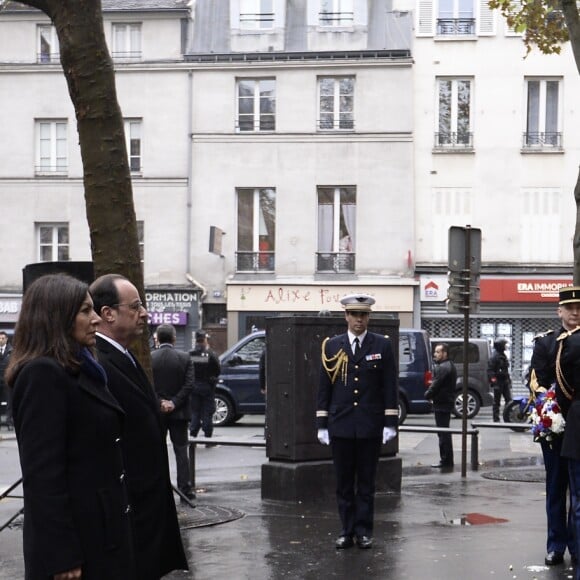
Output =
[
  {"x1": 181, "y1": 489, "x2": 196, "y2": 500},
  {"x1": 431, "y1": 462, "x2": 454, "y2": 469},
  {"x1": 335, "y1": 535, "x2": 354, "y2": 549},
  {"x1": 357, "y1": 535, "x2": 373, "y2": 549},
  {"x1": 571, "y1": 554, "x2": 577, "y2": 565},
  {"x1": 545, "y1": 551, "x2": 564, "y2": 565}
]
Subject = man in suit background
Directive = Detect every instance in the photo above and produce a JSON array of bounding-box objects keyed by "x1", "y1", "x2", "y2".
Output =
[
  {"x1": 151, "y1": 323, "x2": 195, "y2": 503},
  {"x1": 316, "y1": 293, "x2": 398, "y2": 550},
  {"x1": 0, "y1": 331, "x2": 13, "y2": 427},
  {"x1": 90, "y1": 274, "x2": 187, "y2": 580}
]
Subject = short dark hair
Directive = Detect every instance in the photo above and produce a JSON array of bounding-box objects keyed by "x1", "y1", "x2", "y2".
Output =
[
  {"x1": 156, "y1": 324, "x2": 176, "y2": 344},
  {"x1": 89, "y1": 273, "x2": 126, "y2": 316},
  {"x1": 6, "y1": 274, "x2": 89, "y2": 386},
  {"x1": 435, "y1": 342, "x2": 449, "y2": 356}
]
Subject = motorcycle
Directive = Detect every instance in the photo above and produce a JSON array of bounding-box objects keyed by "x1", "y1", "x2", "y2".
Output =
[{"x1": 502, "y1": 366, "x2": 534, "y2": 432}]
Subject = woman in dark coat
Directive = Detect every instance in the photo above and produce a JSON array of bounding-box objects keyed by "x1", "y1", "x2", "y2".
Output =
[{"x1": 6, "y1": 274, "x2": 136, "y2": 580}]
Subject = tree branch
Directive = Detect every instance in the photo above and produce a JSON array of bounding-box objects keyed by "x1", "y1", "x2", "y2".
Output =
[{"x1": 12, "y1": 0, "x2": 50, "y2": 17}]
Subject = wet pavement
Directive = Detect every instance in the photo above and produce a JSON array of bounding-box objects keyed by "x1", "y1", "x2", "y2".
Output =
[{"x1": 1, "y1": 411, "x2": 577, "y2": 579}]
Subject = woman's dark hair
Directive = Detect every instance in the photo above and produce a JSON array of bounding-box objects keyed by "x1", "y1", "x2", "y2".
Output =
[{"x1": 5, "y1": 274, "x2": 89, "y2": 386}]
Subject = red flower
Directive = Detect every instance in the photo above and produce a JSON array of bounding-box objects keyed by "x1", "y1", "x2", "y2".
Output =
[
  {"x1": 546, "y1": 390, "x2": 556, "y2": 400},
  {"x1": 541, "y1": 416, "x2": 553, "y2": 428}
]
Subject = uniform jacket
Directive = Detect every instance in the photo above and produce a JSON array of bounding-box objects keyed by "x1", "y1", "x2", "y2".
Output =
[
  {"x1": 151, "y1": 344, "x2": 194, "y2": 421},
  {"x1": 95, "y1": 336, "x2": 187, "y2": 579},
  {"x1": 425, "y1": 358, "x2": 457, "y2": 411},
  {"x1": 190, "y1": 346, "x2": 220, "y2": 392},
  {"x1": 12, "y1": 357, "x2": 135, "y2": 580},
  {"x1": 554, "y1": 327, "x2": 580, "y2": 461},
  {"x1": 316, "y1": 331, "x2": 398, "y2": 438},
  {"x1": 488, "y1": 350, "x2": 511, "y2": 385},
  {"x1": 531, "y1": 329, "x2": 559, "y2": 389}
]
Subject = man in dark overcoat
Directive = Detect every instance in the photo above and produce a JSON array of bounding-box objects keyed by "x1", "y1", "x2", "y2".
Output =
[
  {"x1": 152, "y1": 323, "x2": 195, "y2": 501},
  {"x1": 425, "y1": 342, "x2": 456, "y2": 469},
  {"x1": 90, "y1": 274, "x2": 188, "y2": 580},
  {"x1": 316, "y1": 293, "x2": 398, "y2": 550}
]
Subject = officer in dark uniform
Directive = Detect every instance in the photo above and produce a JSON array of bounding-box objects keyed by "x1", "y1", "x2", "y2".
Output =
[
  {"x1": 316, "y1": 294, "x2": 398, "y2": 550},
  {"x1": 488, "y1": 338, "x2": 512, "y2": 422},
  {"x1": 189, "y1": 330, "x2": 221, "y2": 439},
  {"x1": 531, "y1": 289, "x2": 577, "y2": 565},
  {"x1": 554, "y1": 286, "x2": 580, "y2": 575}
]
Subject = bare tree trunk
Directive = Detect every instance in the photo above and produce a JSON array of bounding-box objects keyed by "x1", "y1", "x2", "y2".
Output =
[{"x1": 18, "y1": 0, "x2": 150, "y2": 366}]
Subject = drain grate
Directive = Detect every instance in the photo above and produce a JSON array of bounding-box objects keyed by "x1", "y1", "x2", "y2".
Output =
[
  {"x1": 177, "y1": 504, "x2": 245, "y2": 529},
  {"x1": 481, "y1": 467, "x2": 545, "y2": 483}
]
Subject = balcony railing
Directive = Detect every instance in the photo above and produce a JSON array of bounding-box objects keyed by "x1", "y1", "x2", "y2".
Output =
[
  {"x1": 111, "y1": 51, "x2": 142, "y2": 62},
  {"x1": 319, "y1": 11, "x2": 354, "y2": 26},
  {"x1": 318, "y1": 117, "x2": 355, "y2": 131},
  {"x1": 240, "y1": 12, "x2": 274, "y2": 28},
  {"x1": 37, "y1": 52, "x2": 60, "y2": 64},
  {"x1": 35, "y1": 164, "x2": 68, "y2": 175},
  {"x1": 522, "y1": 132, "x2": 563, "y2": 149},
  {"x1": 316, "y1": 252, "x2": 355, "y2": 273},
  {"x1": 236, "y1": 251, "x2": 275, "y2": 272},
  {"x1": 434, "y1": 132, "x2": 474, "y2": 149},
  {"x1": 236, "y1": 117, "x2": 276, "y2": 132},
  {"x1": 436, "y1": 18, "x2": 476, "y2": 36}
]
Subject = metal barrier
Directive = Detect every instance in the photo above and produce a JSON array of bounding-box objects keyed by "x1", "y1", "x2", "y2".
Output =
[{"x1": 0, "y1": 477, "x2": 23, "y2": 533}]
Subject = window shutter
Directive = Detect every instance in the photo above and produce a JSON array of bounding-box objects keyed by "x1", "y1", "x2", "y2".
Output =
[
  {"x1": 505, "y1": 0, "x2": 523, "y2": 36},
  {"x1": 416, "y1": 0, "x2": 434, "y2": 36},
  {"x1": 477, "y1": 0, "x2": 496, "y2": 35}
]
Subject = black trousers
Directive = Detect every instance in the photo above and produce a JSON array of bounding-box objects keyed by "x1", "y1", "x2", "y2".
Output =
[
  {"x1": 190, "y1": 390, "x2": 215, "y2": 437},
  {"x1": 434, "y1": 409, "x2": 454, "y2": 466},
  {"x1": 331, "y1": 436, "x2": 382, "y2": 538},
  {"x1": 492, "y1": 383, "x2": 512, "y2": 421},
  {"x1": 161, "y1": 418, "x2": 192, "y2": 493}
]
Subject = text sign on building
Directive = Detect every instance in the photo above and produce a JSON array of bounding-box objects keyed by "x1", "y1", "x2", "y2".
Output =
[
  {"x1": 148, "y1": 311, "x2": 188, "y2": 326},
  {"x1": 480, "y1": 279, "x2": 572, "y2": 302},
  {"x1": 145, "y1": 290, "x2": 199, "y2": 327}
]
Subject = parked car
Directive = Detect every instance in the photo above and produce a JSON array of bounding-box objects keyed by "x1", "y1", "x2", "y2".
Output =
[
  {"x1": 213, "y1": 327, "x2": 433, "y2": 426},
  {"x1": 430, "y1": 337, "x2": 494, "y2": 418}
]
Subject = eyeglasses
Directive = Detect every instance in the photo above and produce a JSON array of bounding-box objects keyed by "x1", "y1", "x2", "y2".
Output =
[{"x1": 113, "y1": 301, "x2": 145, "y2": 312}]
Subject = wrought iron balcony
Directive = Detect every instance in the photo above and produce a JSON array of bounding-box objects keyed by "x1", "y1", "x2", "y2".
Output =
[
  {"x1": 434, "y1": 132, "x2": 473, "y2": 149},
  {"x1": 522, "y1": 132, "x2": 562, "y2": 149},
  {"x1": 436, "y1": 18, "x2": 476, "y2": 36},
  {"x1": 316, "y1": 252, "x2": 355, "y2": 273},
  {"x1": 236, "y1": 251, "x2": 275, "y2": 272},
  {"x1": 318, "y1": 11, "x2": 354, "y2": 26}
]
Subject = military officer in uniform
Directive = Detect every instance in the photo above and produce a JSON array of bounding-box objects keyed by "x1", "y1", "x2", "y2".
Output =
[
  {"x1": 316, "y1": 294, "x2": 398, "y2": 550},
  {"x1": 555, "y1": 287, "x2": 580, "y2": 577},
  {"x1": 531, "y1": 286, "x2": 578, "y2": 566}
]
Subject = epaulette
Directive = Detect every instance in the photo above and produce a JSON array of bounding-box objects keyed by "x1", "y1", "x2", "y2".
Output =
[
  {"x1": 557, "y1": 326, "x2": 580, "y2": 341},
  {"x1": 384, "y1": 334, "x2": 389, "y2": 339},
  {"x1": 533, "y1": 329, "x2": 554, "y2": 342}
]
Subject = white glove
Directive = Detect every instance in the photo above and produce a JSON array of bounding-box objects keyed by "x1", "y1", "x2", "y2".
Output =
[
  {"x1": 317, "y1": 428, "x2": 330, "y2": 445},
  {"x1": 383, "y1": 427, "x2": 397, "y2": 444}
]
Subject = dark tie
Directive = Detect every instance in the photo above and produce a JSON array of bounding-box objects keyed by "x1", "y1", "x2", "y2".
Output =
[{"x1": 353, "y1": 337, "x2": 360, "y2": 357}]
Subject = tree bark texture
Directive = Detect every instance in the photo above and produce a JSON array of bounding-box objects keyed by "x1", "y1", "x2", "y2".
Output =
[{"x1": 17, "y1": 0, "x2": 151, "y2": 366}]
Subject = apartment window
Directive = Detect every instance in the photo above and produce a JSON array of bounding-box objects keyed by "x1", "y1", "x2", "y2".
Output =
[
  {"x1": 431, "y1": 188, "x2": 471, "y2": 261},
  {"x1": 137, "y1": 220, "x2": 144, "y2": 262},
  {"x1": 524, "y1": 79, "x2": 562, "y2": 149},
  {"x1": 237, "y1": 79, "x2": 275, "y2": 132},
  {"x1": 318, "y1": 77, "x2": 354, "y2": 131},
  {"x1": 435, "y1": 78, "x2": 473, "y2": 149},
  {"x1": 125, "y1": 119, "x2": 142, "y2": 172},
  {"x1": 319, "y1": 0, "x2": 354, "y2": 26},
  {"x1": 437, "y1": 0, "x2": 475, "y2": 35},
  {"x1": 112, "y1": 23, "x2": 142, "y2": 61},
  {"x1": 317, "y1": 187, "x2": 356, "y2": 273},
  {"x1": 37, "y1": 24, "x2": 59, "y2": 63},
  {"x1": 520, "y1": 188, "x2": 561, "y2": 261},
  {"x1": 37, "y1": 223, "x2": 69, "y2": 262},
  {"x1": 36, "y1": 120, "x2": 67, "y2": 174},
  {"x1": 240, "y1": 0, "x2": 274, "y2": 29},
  {"x1": 236, "y1": 188, "x2": 276, "y2": 272}
]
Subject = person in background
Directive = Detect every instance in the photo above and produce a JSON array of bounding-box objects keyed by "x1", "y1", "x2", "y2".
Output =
[
  {"x1": 189, "y1": 330, "x2": 221, "y2": 439},
  {"x1": 151, "y1": 323, "x2": 195, "y2": 504},
  {"x1": 425, "y1": 342, "x2": 456, "y2": 469},
  {"x1": 90, "y1": 274, "x2": 187, "y2": 580},
  {"x1": 488, "y1": 338, "x2": 512, "y2": 422},
  {"x1": 0, "y1": 331, "x2": 13, "y2": 427},
  {"x1": 6, "y1": 274, "x2": 136, "y2": 579},
  {"x1": 316, "y1": 294, "x2": 398, "y2": 550}
]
